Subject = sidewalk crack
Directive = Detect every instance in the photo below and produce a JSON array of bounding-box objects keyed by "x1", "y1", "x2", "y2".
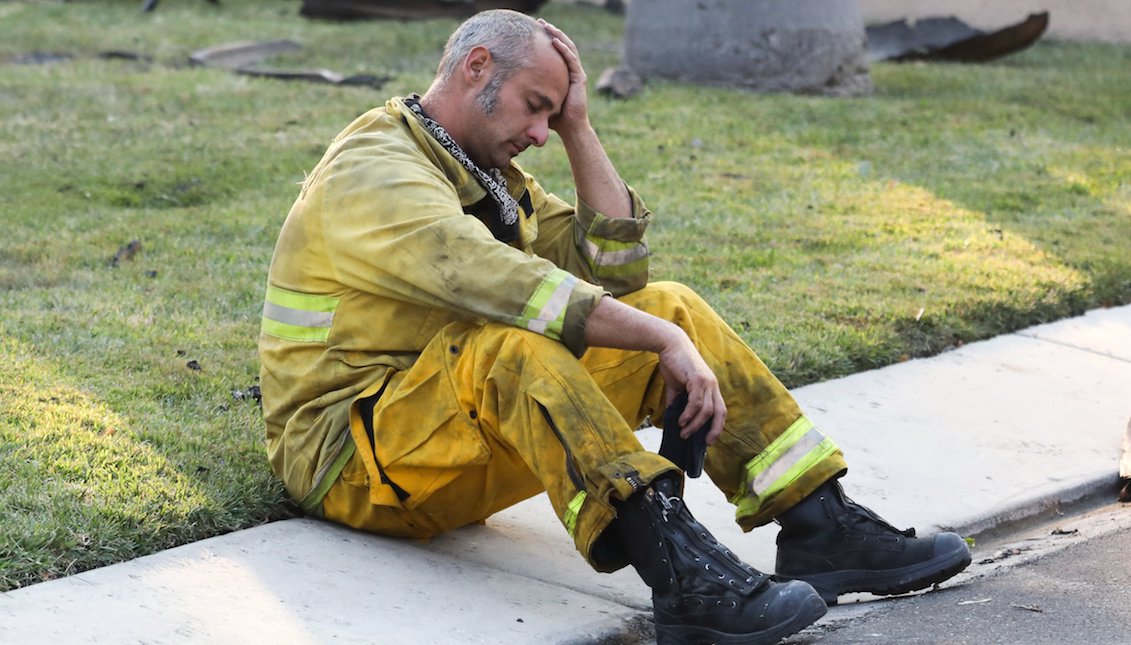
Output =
[{"x1": 1016, "y1": 332, "x2": 1131, "y2": 364}]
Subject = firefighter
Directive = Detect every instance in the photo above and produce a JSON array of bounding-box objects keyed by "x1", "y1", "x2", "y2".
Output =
[{"x1": 259, "y1": 10, "x2": 970, "y2": 644}]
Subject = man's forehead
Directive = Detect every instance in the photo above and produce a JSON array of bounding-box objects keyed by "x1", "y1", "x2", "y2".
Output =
[{"x1": 518, "y1": 37, "x2": 569, "y2": 105}]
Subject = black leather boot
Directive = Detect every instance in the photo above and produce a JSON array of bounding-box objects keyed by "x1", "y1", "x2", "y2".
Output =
[
  {"x1": 775, "y1": 479, "x2": 971, "y2": 605},
  {"x1": 614, "y1": 475, "x2": 827, "y2": 645}
]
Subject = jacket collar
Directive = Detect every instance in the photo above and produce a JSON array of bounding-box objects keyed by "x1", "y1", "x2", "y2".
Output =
[{"x1": 388, "y1": 97, "x2": 525, "y2": 209}]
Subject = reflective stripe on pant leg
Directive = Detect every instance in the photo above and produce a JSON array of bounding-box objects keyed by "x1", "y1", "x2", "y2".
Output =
[
  {"x1": 731, "y1": 415, "x2": 843, "y2": 526},
  {"x1": 564, "y1": 490, "x2": 587, "y2": 537}
]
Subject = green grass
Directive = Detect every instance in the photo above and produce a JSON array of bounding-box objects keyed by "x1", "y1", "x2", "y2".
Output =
[{"x1": 2, "y1": 0, "x2": 1129, "y2": 590}]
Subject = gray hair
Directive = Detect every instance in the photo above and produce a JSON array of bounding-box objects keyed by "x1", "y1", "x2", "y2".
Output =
[{"x1": 435, "y1": 9, "x2": 546, "y2": 85}]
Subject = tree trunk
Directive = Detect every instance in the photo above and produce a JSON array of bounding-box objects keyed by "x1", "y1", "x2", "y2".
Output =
[{"x1": 624, "y1": 0, "x2": 872, "y2": 96}]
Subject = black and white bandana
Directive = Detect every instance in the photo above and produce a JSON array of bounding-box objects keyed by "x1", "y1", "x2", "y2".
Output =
[{"x1": 404, "y1": 95, "x2": 520, "y2": 228}]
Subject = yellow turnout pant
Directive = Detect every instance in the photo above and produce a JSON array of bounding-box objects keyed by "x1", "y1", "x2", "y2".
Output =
[{"x1": 322, "y1": 282, "x2": 846, "y2": 569}]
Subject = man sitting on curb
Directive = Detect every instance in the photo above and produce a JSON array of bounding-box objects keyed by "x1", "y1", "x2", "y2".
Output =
[{"x1": 259, "y1": 10, "x2": 971, "y2": 644}]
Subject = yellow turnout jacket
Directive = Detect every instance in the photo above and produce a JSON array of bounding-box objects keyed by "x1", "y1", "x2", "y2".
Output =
[{"x1": 259, "y1": 98, "x2": 653, "y2": 511}]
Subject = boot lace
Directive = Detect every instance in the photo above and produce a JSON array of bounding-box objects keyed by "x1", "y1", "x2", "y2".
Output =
[{"x1": 840, "y1": 492, "x2": 916, "y2": 538}]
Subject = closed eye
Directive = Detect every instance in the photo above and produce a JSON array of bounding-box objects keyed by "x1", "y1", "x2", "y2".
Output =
[{"x1": 529, "y1": 92, "x2": 556, "y2": 115}]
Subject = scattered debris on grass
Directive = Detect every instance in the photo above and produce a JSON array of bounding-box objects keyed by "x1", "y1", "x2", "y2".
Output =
[
  {"x1": 231, "y1": 385, "x2": 262, "y2": 404},
  {"x1": 186, "y1": 360, "x2": 202, "y2": 371},
  {"x1": 867, "y1": 12, "x2": 1049, "y2": 63},
  {"x1": 189, "y1": 40, "x2": 389, "y2": 88},
  {"x1": 11, "y1": 39, "x2": 387, "y2": 90},
  {"x1": 110, "y1": 240, "x2": 142, "y2": 267},
  {"x1": 98, "y1": 50, "x2": 153, "y2": 63},
  {"x1": 189, "y1": 40, "x2": 302, "y2": 70},
  {"x1": 298, "y1": 0, "x2": 547, "y2": 21},
  {"x1": 235, "y1": 67, "x2": 389, "y2": 88},
  {"x1": 595, "y1": 66, "x2": 642, "y2": 99},
  {"x1": 142, "y1": 0, "x2": 220, "y2": 13},
  {"x1": 11, "y1": 52, "x2": 72, "y2": 65}
]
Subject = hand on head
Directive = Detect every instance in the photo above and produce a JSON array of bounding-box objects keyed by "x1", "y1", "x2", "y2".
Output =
[{"x1": 538, "y1": 18, "x2": 590, "y2": 135}]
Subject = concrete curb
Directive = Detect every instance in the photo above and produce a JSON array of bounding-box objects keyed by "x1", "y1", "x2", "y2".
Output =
[
  {"x1": 2, "y1": 304, "x2": 1128, "y2": 644},
  {"x1": 953, "y1": 471, "x2": 1121, "y2": 538}
]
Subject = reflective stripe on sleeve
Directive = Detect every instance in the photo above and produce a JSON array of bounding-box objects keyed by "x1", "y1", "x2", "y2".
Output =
[
  {"x1": 261, "y1": 285, "x2": 340, "y2": 343},
  {"x1": 733, "y1": 416, "x2": 840, "y2": 513},
  {"x1": 517, "y1": 268, "x2": 577, "y2": 340},
  {"x1": 577, "y1": 230, "x2": 649, "y2": 277},
  {"x1": 564, "y1": 490, "x2": 587, "y2": 537}
]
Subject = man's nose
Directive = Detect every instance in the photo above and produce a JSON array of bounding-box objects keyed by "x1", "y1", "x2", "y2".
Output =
[{"x1": 527, "y1": 119, "x2": 550, "y2": 147}]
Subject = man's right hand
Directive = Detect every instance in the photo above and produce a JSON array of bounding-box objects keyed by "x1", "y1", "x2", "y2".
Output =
[
  {"x1": 655, "y1": 331, "x2": 727, "y2": 445},
  {"x1": 584, "y1": 296, "x2": 727, "y2": 445}
]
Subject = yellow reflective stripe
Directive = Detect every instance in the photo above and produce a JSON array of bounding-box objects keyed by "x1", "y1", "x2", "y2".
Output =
[
  {"x1": 581, "y1": 235, "x2": 650, "y2": 266},
  {"x1": 578, "y1": 231, "x2": 649, "y2": 277},
  {"x1": 733, "y1": 416, "x2": 840, "y2": 511},
  {"x1": 517, "y1": 269, "x2": 576, "y2": 340},
  {"x1": 261, "y1": 285, "x2": 340, "y2": 343},
  {"x1": 564, "y1": 490, "x2": 587, "y2": 537},
  {"x1": 266, "y1": 285, "x2": 339, "y2": 312}
]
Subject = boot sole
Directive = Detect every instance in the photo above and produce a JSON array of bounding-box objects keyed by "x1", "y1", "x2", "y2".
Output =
[
  {"x1": 655, "y1": 585, "x2": 828, "y2": 645},
  {"x1": 798, "y1": 542, "x2": 973, "y2": 606}
]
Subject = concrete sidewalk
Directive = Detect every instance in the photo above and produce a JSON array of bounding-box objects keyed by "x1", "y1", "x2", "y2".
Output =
[{"x1": 3, "y1": 305, "x2": 1129, "y2": 644}]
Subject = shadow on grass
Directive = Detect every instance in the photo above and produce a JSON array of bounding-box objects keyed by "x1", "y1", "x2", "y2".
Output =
[{"x1": 0, "y1": 334, "x2": 297, "y2": 592}]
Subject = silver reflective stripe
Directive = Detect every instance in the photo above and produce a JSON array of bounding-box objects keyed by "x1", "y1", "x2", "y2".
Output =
[
  {"x1": 748, "y1": 427, "x2": 826, "y2": 496},
  {"x1": 580, "y1": 236, "x2": 650, "y2": 267},
  {"x1": 262, "y1": 300, "x2": 333, "y2": 329},
  {"x1": 262, "y1": 285, "x2": 340, "y2": 342}
]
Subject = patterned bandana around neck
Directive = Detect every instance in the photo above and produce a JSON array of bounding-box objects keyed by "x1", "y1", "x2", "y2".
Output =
[{"x1": 404, "y1": 95, "x2": 520, "y2": 228}]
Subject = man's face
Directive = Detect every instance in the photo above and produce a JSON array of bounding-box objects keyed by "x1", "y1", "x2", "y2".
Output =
[{"x1": 462, "y1": 36, "x2": 569, "y2": 170}]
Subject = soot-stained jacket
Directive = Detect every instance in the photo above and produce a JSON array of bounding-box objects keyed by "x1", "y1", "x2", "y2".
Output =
[{"x1": 259, "y1": 97, "x2": 653, "y2": 511}]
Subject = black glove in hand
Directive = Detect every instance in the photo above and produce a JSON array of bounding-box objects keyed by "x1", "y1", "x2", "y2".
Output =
[{"x1": 658, "y1": 391, "x2": 709, "y2": 478}]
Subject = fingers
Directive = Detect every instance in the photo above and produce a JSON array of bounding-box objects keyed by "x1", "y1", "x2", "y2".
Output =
[
  {"x1": 679, "y1": 378, "x2": 726, "y2": 444},
  {"x1": 539, "y1": 18, "x2": 584, "y2": 79},
  {"x1": 538, "y1": 18, "x2": 578, "y2": 55},
  {"x1": 655, "y1": 331, "x2": 726, "y2": 444},
  {"x1": 706, "y1": 390, "x2": 727, "y2": 445}
]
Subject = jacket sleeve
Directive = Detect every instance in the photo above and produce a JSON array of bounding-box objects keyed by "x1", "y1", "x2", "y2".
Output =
[
  {"x1": 524, "y1": 172, "x2": 652, "y2": 297},
  {"x1": 314, "y1": 140, "x2": 606, "y2": 357}
]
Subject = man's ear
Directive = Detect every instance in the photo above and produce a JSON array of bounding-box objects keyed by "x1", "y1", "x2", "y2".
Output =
[{"x1": 462, "y1": 45, "x2": 492, "y2": 86}]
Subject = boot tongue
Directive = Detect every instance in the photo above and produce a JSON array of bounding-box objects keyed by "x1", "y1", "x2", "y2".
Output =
[{"x1": 841, "y1": 498, "x2": 916, "y2": 537}]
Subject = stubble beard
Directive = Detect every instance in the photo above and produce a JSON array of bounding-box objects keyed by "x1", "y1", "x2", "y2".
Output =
[
  {"x1": 473, "y1": 74, "x2": 508, "y2": 168},
  {"x1": 475, "y1": 73, "x2": 504, "y2": 116}
]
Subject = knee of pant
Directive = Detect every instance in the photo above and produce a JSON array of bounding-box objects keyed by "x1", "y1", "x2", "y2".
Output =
[
  {"x1": 623, "y1": 281, "x2": 705, "y2": 315},
  {"x1": 477, "y1": 322, "x2": 571, "y2": 360}
]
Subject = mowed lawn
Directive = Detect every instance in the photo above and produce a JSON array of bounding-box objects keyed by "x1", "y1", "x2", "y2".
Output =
[{"x1": 1, "y1": 0, "x2": 1128, "y2": 590}]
